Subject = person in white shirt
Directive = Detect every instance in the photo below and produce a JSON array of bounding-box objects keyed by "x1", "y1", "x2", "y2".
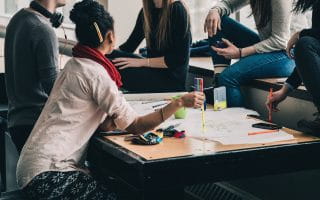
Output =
[{"x1": 16, "y1": 0, "x2": 205, "y2": 199}]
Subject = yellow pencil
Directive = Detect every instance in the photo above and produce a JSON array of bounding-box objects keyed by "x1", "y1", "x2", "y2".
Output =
[
  {"x1": 201, "y1": 105, "x2": 206, "y2": 132},
  {"x1": 195, "y1": 78, "x2": 206, "y2": 133}
]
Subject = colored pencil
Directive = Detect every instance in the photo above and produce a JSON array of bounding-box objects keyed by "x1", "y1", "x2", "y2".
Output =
[
  {"x1": 248, "y1": 129, "x2": 279, "y2": 136},
  {"x1": 195, "y1": 78, "x2": 206, "y2": 132}
]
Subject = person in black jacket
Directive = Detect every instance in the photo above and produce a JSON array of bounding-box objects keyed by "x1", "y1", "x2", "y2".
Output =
[
  {"x1": 110, "y1": 0, "x2": 191, "y2": 93},
  {"x1": 266, "y1": 0, "x2": 320, "y2": 134}
]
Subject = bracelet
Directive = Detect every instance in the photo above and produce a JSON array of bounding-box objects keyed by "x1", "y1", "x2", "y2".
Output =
[
  {"x1": 211, "y1": 7, "x2": 220, "y2": 15},
  {"x1": 159, "y1": 107, "x2": 164, "y2": 122},
  {"x1": 238, "y1": 48, "x2": 242, "y2": 59}
]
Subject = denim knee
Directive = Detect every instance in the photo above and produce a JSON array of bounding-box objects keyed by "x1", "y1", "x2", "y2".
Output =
[
  {"x1": 295, "y1": 36, "x2": 319, "y2": 58},
  {"x1": 218, "y1": 71, "x2": 238, "y2": 88}
]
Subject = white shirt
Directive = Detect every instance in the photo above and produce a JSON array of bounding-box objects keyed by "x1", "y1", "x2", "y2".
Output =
[{"x1": 16, "y1": 58, "x2": 137, "y2": 188}]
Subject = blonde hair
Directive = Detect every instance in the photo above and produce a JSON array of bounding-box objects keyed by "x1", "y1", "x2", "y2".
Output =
[{"x1": 142, "y1": 0, "x2": 190, "y2": 50}]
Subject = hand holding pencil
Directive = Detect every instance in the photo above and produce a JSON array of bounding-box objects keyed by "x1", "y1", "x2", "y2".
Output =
[{"x1": 265, "y1": 86, "x2": 289, "y2": 113}]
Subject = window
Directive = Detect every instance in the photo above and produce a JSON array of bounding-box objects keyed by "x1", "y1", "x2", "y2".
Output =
[
  {"x1": 0, "y1": 0, "x2": 29, "y2": 16},
  {"x1": 61, "y1": 0, "x2": 80, "y2": 25},
  {"x1": 0, "y1": 0, "x2": 78, "y2": 23},
  {"x1": 186, "y1": 0, "x2": 256, "y2": 41},
  {"x1": 186, "y1": 0, "x2": 215, "y2": 41}
]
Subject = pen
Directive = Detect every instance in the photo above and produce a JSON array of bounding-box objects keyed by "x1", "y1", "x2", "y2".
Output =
[
  {"x1": 142, "y1": 100, "x2": 169, "y2": 104},
  {"x1": 152, "y1": 102, "x2": 168, "y2": 108}
]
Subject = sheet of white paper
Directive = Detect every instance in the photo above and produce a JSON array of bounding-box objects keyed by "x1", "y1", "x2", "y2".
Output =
[
  {"x1": 124, "y1": 92, "x2": 187, "y2": 101},
  {"x1": 127, "y1": 101, "x2": 295, "y2": 145},
  {"x1": 129, "y1": 100, "x2": 169, "y2": 115}
]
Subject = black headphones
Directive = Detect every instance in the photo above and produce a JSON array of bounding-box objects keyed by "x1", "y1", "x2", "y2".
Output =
[{"x1": 30, "y1": 1, "x2": 64, "y2": 28}]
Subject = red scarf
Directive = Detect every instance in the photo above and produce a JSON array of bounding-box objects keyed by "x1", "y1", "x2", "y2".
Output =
[{"x1": 72, "y1": 44, "x2": 123, "y2": 88}]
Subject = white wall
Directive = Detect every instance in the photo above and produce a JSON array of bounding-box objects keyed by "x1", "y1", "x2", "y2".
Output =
[
  {"x1": 186, "y1": 0, "x2": 215, "y2": 41},
  {"x1": 108, "y1": 0, "x2": 143, "y2": 47}
]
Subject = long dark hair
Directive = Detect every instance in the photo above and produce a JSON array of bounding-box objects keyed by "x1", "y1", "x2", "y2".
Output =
[
  {"x1": 250, "y1": 0, "x2": 272, "y2": 29},
  {"x1": 294, "y1": 0, "x2": 319, "y2": 13},
  {"x1": 142, "y1": 0, "x2": 189, "y2": 50}
]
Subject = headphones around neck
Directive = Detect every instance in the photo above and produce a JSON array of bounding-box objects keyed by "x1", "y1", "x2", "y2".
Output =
[{"x1": 30, "y1": 1, "x2": 64, "y2": 28}]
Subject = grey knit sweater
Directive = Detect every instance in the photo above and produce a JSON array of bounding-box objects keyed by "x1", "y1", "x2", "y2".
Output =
[{"x1": 214, "y1": 0, "x2": 305, "y2": 53}]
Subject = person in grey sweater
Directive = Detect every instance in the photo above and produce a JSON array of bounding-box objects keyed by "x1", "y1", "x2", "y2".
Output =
[
  {"x1": 5, "y1": 0, "x2": 66, "y2": 153},
  {"x1": 204, "y1": 0, "x2": 301, "y2": 107}
]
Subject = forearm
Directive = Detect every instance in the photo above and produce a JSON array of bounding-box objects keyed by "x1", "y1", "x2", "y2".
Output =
[
  {"x1": 241, "y1": 46, "x2": 257, "y2": 57},
  {"x1": 142, "y1": 57, "x2": 168, "y2": 68},
  {"x1": 285, "y1": 68, "x2": 302, "y2": 89},
  {"x1": 126, "y1": 99, "x2": 183, "y2": 135},
  {"x1": 213, "y1": 0, "x2": 249, "y2": 16}
]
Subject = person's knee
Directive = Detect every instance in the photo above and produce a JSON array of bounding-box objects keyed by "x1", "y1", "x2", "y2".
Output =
[
  {"x1": 221, "y1": 15, "x2": 229, "y2": 23},
  {"x1": 295, "y1": 36, "x2": 319, "y2": 58},
  {"x1": 218, "y1": 71, "x2": 237, "y2": 87},
  {"x1": 220, "y1": 15, "x2": 235, "y2": 29}
]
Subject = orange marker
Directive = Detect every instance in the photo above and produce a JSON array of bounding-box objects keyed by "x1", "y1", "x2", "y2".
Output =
[
  {"x1": 248, "y1": 129, "x2": 279, "y2": 136},
  {"x1": 268, "y1": 88, "x2": 273, "y2": 122}
]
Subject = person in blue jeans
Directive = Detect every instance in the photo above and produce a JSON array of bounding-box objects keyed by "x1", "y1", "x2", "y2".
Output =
[
  {"x1": 204, "y1": 0, "x2": 301, "y2": 107},
  {"x1": 267, "y1": 0, "x2": 320, "y2": 135},
  {"x1": 140, "y1": 39, "x2": 212, "y2": 57}
]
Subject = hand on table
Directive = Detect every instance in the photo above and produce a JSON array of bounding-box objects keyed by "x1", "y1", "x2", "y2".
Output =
[{"x1": 113, "y1": 58, "x2": 146, "y2": 70}]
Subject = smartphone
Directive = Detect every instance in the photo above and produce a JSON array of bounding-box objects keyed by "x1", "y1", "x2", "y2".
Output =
[
  {"x1": 214, "y1": 40, "x2": 228, "y2": 48},
  {"x1": 252, "y1": 123, "x2": 282, "y2": 130},
  {"x1": 247, "y1": 114, "x2": 260, "y2": 119}
]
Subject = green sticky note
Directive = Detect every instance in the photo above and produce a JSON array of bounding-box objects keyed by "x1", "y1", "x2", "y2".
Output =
[{"x1": 172, "y1": 95, "x2": 187, "y2": 119}]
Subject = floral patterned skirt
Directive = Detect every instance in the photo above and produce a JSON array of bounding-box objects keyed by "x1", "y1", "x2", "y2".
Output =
[{"x1": 23, "y1": 171, "x2": 117, "y2": 200}]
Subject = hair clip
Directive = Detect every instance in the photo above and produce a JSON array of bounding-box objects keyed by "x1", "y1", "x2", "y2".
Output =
[{"x1": 93, "y1": 22, "x2": 103, "y2": 43}]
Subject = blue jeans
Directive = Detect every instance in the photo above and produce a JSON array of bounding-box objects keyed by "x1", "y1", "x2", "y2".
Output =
[
  {"x1": 210, "y1": 16, "x2": 295, "y2": 107},
  {"x1": 140, "y1": 40, "x2": 212, "y2": 57}
]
